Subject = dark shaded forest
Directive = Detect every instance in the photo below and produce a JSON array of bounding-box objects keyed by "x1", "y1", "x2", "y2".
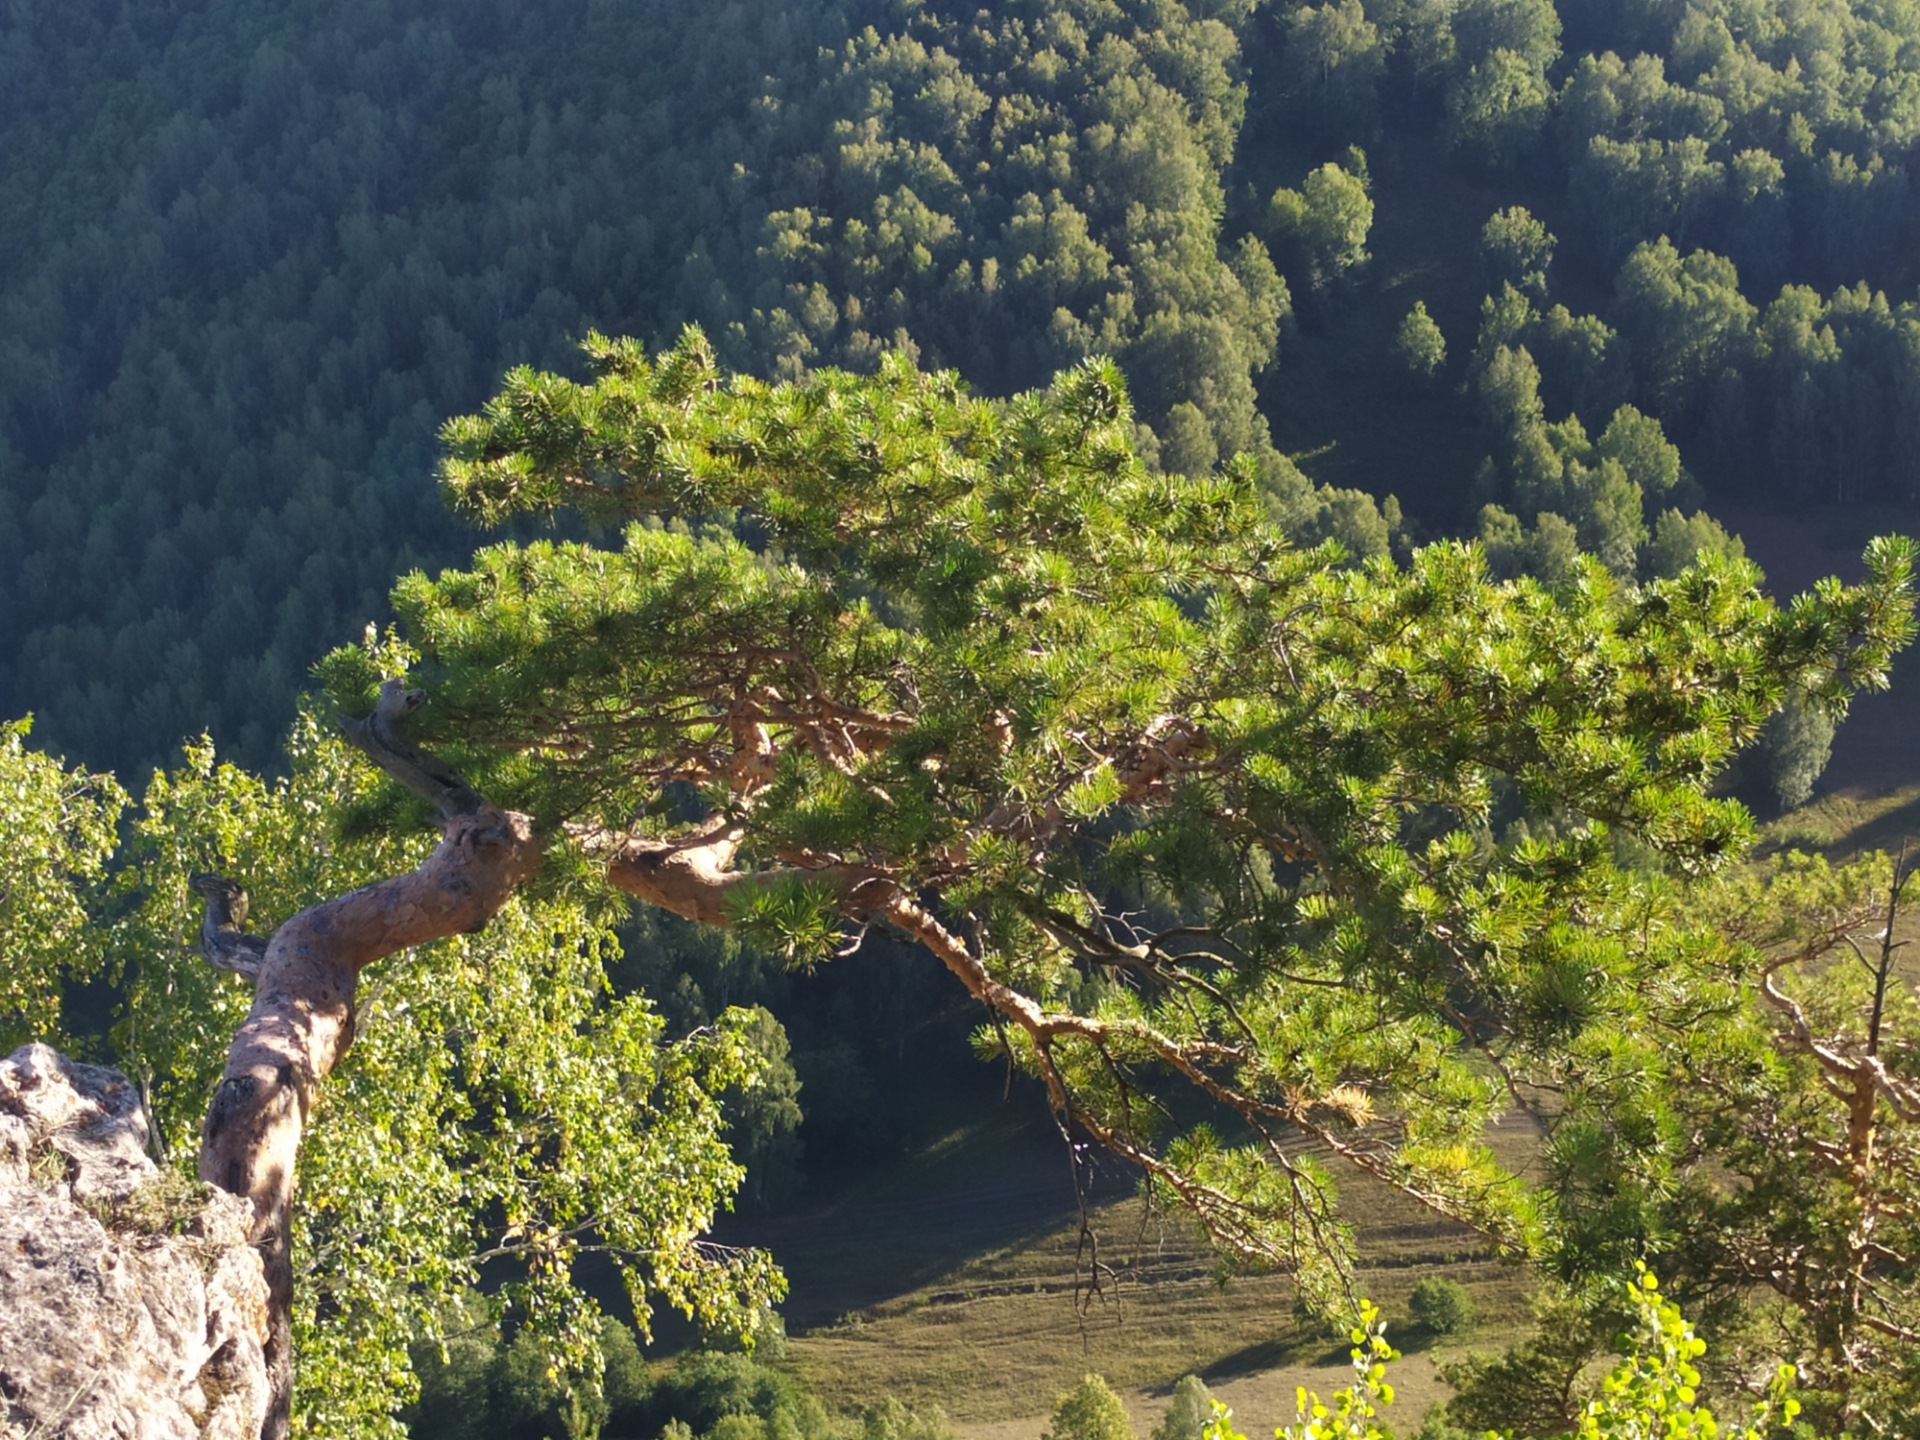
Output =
[{"x1": 5, "y1": 0, "x2": 1920, "y2": 778}]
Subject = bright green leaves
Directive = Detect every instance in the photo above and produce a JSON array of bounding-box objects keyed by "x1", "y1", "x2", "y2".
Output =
[
  {"x1": 30, "y1": 715, "x2": 785, "y2": 1435},
  {"x1": 289, "y1": 900, "x2": 781, "y2": 1435},
  {"x1": 104, "y1": 715, "x2": 425, "y2": 1153},
  {"x1": 1211, "y1": 1276, "x2": 1801, "y2": 1440},
  {"x1": 1572, "y1": 1270, "x2": 1800, "y2": 1440},
  {"x1": 0, "y1": 719, "x2": 126, "y2": 1049},
  {"x1": 1206, "y1": 1299, "x2": 1400, "y2": 1440}
]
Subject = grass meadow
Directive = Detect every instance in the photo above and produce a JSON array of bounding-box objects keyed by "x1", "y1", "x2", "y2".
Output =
[{"x1": 734, "y1": 1111, "x2": 1540, "y2": 1435}]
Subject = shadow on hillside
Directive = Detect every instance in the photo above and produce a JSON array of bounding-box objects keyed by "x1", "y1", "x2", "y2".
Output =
[
  {"x1": 1842, "y1": 793, "x2": 1920, "y2": 857},
  {"x1": 1200, "y1": 1337, "x2": 1296, "y2": 1382},
  {"x1": 723, "y1": 1115, "x2": 1095, "y2": 1327},
  {"x1": 1198, "y1": 1328, "x2": 1353, "y2": 1384}
]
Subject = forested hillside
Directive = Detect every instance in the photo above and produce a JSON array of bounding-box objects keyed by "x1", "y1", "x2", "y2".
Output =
[
  {"x1": 0, "y1": 0, "x2": 1282, "y2": 772},
  {"x1": 5, "y1": 0, "x2": 1920, "y2": 780}
]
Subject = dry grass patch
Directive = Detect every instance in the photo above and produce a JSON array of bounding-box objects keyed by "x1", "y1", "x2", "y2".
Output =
[
  {"x1": 1759, "y1": 783, "x2": 1920, "y2": 860},
  {"x1": 749, "y1": 1116, "x2": 1538, "y2": 1432}
]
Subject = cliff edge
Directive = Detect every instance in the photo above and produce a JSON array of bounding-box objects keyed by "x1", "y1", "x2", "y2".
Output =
[{"x1": 0, "y1": 1043, "x2": 270, "y2": 1439}]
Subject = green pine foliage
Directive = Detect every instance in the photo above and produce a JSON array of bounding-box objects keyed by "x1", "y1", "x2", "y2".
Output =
[{"x1": 323, "y1": 335, "x2": 1915, "y2": 1327}]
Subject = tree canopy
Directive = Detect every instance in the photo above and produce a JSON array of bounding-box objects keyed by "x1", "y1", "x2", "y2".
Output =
[
  {"x1": 324, "y1": 331, "x2": 1913, "y2": 1323},
  {"x1": 11, "y1": 3, "x2": 1920, "y2": 1427},
  {"x1": 11, "y1": 0, "x2": 1920, "y2": 776}
]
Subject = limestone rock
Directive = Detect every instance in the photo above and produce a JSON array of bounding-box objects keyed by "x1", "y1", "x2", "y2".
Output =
[{"x1": 0, "y1": 1044, "x2": 270, "y2": 1440}]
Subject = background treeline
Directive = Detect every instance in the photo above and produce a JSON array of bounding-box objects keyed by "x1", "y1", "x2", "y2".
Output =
[
  {"x1": 0, "y1": 0, "x2": 1286, "y2": 776},
  {"x1": 5, "y1": 0, "x2": 1920, "y2": 777},
  {"x1": 1260, "y1": 0, "x2": 1920, "y2": 511}
]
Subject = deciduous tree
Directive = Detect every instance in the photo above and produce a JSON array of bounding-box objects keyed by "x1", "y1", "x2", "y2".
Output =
[
  {"x1": 1395, "y1": 301, "x2": 1447, "y2": 378},
  {"x1": 4, "y1": 710, "x2": 785, "y2": 1439}
]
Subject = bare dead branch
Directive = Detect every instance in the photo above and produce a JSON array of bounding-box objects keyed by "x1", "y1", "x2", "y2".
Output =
[{"x1": 189, "y1": 873, "x2": 269, "y2": 981}]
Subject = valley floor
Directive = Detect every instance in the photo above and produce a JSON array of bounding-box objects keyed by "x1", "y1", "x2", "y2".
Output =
[{"x1": 731, "y1": 1114, "x2": 1541, "y2": 1433}]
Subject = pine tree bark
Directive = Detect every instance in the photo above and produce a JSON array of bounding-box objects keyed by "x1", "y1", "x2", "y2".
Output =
[{"x1": 196, "y1": 684, "x2": 540, "y2": 1440}]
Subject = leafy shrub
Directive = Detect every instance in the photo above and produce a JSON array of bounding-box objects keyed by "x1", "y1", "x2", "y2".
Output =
[
  {"x1": 1046, "y1": 1375, "x2": 1136, "y2": 1440},
  {"x1": 408, "y1": 1304, "x2": 651, "y2": 1440},
  {"x1": 1152, "y1": 1376, "x2": 1218, "y2": 1440},
  {"x1": 1408, "y1": 1277, "x2": 1476, "y2": 1338},
  {"x1": 862, "y1": 1397, "x2": 957, "y2": 1440},
  {"x1": 654, "y1": 1350, "x2": 797, "y2": 1435}
]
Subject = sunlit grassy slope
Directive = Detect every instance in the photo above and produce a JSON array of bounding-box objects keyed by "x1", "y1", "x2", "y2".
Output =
[{"x1": 726, "y1": 1111, "x2": 1538, "y2": 1434}]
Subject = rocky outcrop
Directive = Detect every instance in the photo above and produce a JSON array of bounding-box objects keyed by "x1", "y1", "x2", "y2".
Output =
[{"x1": 1, "y1": 1044, "x2": 270, "y2": 1440}]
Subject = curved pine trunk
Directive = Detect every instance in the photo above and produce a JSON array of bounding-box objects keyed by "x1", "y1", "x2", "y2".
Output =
[{"x1": 197, "y1": 685, "x2": 541, "y2": 1438}]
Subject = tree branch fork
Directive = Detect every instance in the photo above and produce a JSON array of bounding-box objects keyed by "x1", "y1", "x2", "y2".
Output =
[
  {"x1": 565, "y1": 696, "x2": 1512, "y2": 1284},
  {"x1": 192, "y1": 682, "x2": 540, "y2": 1440}
]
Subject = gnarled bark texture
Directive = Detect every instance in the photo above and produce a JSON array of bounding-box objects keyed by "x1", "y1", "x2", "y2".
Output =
[{"x1": 195, "y1": 684, "x2": 540, "y2": 1439}]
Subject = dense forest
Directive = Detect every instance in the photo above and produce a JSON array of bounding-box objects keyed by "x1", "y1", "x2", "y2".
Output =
[{"x1": 7, "y1": 0, "x2": 1920, "y2": 778}]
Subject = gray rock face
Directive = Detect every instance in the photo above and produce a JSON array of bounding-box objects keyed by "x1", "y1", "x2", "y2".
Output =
[{"x1": 1, "y1": 1044, "x2": 270, "y2": 1440}]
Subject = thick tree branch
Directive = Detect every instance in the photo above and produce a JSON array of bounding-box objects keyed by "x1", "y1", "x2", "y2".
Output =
[
  {"x1": 198, "y1": 694, "x2": 539, "y2": 1440},
  {"x1": 586, "y1": 820, "x2": 898, "y2": 927},
  {"x1": 339, "y1": 679, "x2": 488, "y2": 817}
]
